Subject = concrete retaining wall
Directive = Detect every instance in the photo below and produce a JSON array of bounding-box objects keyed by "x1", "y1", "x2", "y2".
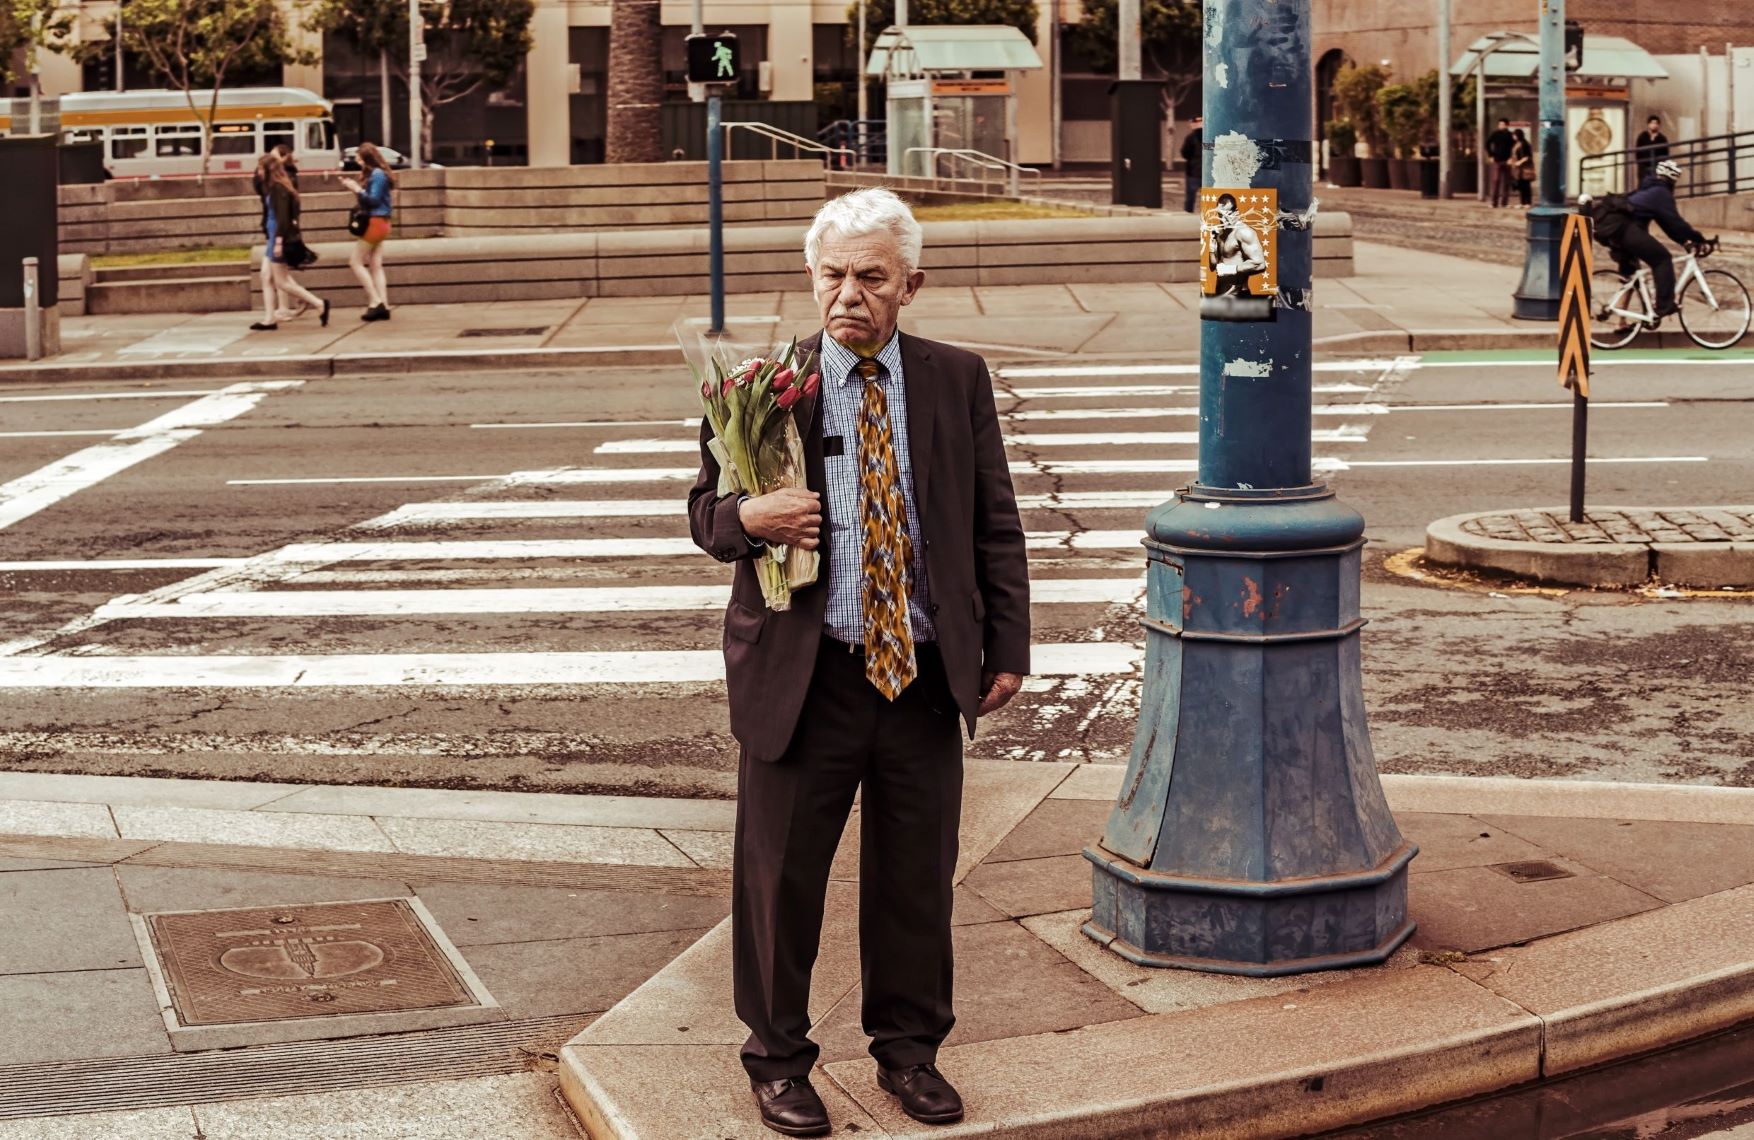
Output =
[
  {"x1": 250, "y1": 213, "x2": 1357, "y2": 309},
  {"x1": 58, "y1": 162, "x2": 826, "y2": 255}
]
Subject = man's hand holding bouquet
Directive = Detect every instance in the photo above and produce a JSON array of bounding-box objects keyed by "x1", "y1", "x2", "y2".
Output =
[{"x1": 694, "y1": 338, "x2": 822, "y2": 610}]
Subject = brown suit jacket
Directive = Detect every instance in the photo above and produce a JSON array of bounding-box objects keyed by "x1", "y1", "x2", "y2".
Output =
[{"x1": 687, "y1": 330, "x2": 1031, "y2": 762}]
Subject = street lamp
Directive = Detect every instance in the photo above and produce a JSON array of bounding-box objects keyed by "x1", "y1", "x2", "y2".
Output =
[
  {"x1": 1083, "y1": 0, "x2": 1416, "y2": 976},
  {"x1": 1512, "y1": 0, "x2": 1569, "y2": 320}
]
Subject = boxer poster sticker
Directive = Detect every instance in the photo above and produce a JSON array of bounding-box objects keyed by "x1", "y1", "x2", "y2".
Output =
[{"x1": 1200, "y1": 187, "x2": 1278, "y2": 321}]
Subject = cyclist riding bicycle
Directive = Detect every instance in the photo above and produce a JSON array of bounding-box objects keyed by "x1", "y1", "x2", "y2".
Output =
[{"x1": 1610, "y1": 159, "x2": 1708, "y2": 320}]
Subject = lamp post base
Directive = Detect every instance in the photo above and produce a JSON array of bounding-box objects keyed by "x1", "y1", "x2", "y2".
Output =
[
  {"x1": 1083, "y1": 839, "x2": 1418, "y2": 976},
  {"x1": 1513, "y1": 204, "x2": 1570, "y2": 320},
  {"x1": 1087, "y1": 485, "x2": 1417, "y2": 975}
]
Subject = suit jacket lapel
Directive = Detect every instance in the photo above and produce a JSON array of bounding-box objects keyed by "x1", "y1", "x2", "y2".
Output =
[
  {"x1": 796, "y1": 333, "x2": 829, "y2": 606},
  {"x1": 900, "y1": 331, "x2": 936, "y2": 519}
]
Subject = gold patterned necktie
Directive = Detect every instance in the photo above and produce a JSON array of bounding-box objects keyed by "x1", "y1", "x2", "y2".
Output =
[{"x1": 854, "y1": 356, "x2": 917, "y2": 700}]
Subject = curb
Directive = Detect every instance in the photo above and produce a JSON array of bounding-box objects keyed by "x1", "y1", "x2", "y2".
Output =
[
  {"x1": 0, "y1": 344, "x2": 683, "y2": 385},
  {"x1": 1425, "y1": 506, "x2": 1754, "y2": 588}
]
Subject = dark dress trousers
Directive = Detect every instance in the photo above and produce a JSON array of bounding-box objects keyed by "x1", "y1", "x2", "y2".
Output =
[{"x1": 687, "y1": 330, "x2": 1031, "y2": 1080}]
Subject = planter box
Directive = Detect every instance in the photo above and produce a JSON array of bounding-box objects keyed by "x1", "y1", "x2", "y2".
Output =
[
  {"x1": 1361, "y1": 157, "x2": 1390, "y2": 189},
  {"x1": 1329, "y1": 155, "x2": 1362, "y2": 187},
  {"x1": 1386, "y1": 158, "x2": 1411, "y2": 190}
]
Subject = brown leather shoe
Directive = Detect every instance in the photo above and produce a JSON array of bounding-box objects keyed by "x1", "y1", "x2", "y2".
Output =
[
  {"x1": 750, "y1": 1076, "x2": 830, "y2": 1136},
  {"x1": 877, "y1": 1063, "x2": 964, "y2": 1124}
]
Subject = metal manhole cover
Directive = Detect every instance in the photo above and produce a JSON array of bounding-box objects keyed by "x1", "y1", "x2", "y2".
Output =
[
  {"x1": 143, "y1": 898, "x2": 480, "y2": 1027},
  {"x1": 457, "y1": 326, "x2": 550, "y2": 337},
  {"x1": 1490, "y1": 860, "x2": 1576, "y2": 884}
]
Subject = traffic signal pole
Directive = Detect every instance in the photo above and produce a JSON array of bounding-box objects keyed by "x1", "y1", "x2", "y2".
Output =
[
  {"x1": 1513, "y1": 0, "x2": 1568, "y2": 319},
  {"x1": 708, "y1": 94, "x2": 725, "y2": 334},
  {"x1": 1083, "y1": 0, "x2": 1416, "y2": 975}
]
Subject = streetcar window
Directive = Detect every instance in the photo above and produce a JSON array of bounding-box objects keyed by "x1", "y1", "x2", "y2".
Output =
[
  {"x1": 211, "y1": 122, "x2": 257, "y2": 155},
  {"x1": 263, "y1": 120, "x2": 296, "y2": 153},
  {"x1": 63, "y1": 127, "x2": 102, "y2": 144},
  {"x1": 154, "y1": 124, "x2": 202, "y2": 156},
  {"x1": 306, "y1": 120, "x2": 329, "y2": 150},
  {"x1": 110, "y1": 126, "x2": 149, "y2": 159}
]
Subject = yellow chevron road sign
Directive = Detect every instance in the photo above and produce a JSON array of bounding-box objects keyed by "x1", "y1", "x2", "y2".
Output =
[{"x1": 1558, "y1": 214, "x2": 1593, "y2": 397}]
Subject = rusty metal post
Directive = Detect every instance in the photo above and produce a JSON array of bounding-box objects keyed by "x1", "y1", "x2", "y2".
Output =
[{"x1": 1082, "y1": 0, "x2": 1417, "y2": 976}]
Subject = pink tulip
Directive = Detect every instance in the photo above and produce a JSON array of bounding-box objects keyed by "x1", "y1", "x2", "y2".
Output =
[
  {"x1": 801, "y1": 372, "x2": 821, "y2": 398},
  {"x1": 770, "y1": 368, "x2": 795, "y2": 391},
  {"x1": 776, "y1": 385, "x2": 802, "y2": 409},
  {"x1": 721, "y1": 375, "x2": 736, "y2": 396}
]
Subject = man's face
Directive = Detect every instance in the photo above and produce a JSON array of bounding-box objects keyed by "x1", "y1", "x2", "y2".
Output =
[
  {"x1": 1498, "y1": 120, "x2": 1509, "y2": 129},
  {"x1": 809, "y1": 227, "x2": 924, "y2": 353},
  {"x1": 1648, "y1": 118, "x2": 1661, "y2": 131},
  {"x1": 1216, "y1": 199, "x2": 1236, "y2": 225}
]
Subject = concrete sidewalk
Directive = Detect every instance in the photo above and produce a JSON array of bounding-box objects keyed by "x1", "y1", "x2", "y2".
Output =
[
  {"x1": 1, "y1": 242, "x2": 1583, "y2": 385},
  {"x1": 2, "y1": 767, "x2": 1754, "y2": 1137}
]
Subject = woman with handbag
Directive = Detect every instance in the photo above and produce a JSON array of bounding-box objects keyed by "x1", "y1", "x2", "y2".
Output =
[
  {"x1": 252, "y1": 152, "x2": 329, "y2": 332},
  {"x1": 340, "y1": 142, "x2": 395, "y2": 322},
  {"x1": 1511, "y1": 129, "x2": 1535, "y2": 209}
]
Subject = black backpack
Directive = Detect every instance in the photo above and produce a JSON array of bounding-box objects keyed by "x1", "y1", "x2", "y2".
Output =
[{"x1": 1583, "y1": 194, "x2": 1634, "y2": 244}]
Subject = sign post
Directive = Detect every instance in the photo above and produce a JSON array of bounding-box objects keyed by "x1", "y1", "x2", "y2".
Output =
[
  {"x1": 687, "y1": 31, "x2": 740, "y2": 335},
  {"x1": 1558, "y1": 213, "x2": 1593, "y2": 523}
]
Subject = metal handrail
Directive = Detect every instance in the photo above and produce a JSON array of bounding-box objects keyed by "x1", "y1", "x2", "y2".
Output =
[
  {"x1": 903, "y1": 147, "x2": 1042, "y2": 196},
  {"x1": 720, "y1": 121, "x2": 854, "y2": 165},
  {"x1": 1577, "y1": 127, "x2": 1754, "y2": 199}
]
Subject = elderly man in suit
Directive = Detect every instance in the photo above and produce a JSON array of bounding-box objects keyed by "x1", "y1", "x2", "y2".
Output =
[{"x1": 688, "y1": 187, "x2": 1031, "y2": 1136}]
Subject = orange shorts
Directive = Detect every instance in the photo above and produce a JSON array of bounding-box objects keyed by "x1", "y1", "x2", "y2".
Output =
[{"x1": 359, "y1": 216, "x2": 392, "y2": 246}]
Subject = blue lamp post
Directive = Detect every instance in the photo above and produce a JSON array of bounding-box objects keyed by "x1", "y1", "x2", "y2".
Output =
[
  {"x1": 1512, "y1": 0, "x2": 1569, "y2": 320},
  {"x1": 1082, "y1": 0, "x2": 1417, "y2": 976}
]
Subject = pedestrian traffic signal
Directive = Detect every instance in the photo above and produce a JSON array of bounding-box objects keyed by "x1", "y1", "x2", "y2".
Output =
[
  {"x1": 686, "y1": 32, "x2": 740, "y2": 86},
  {"x1": 1564, "y1": 21, "x2": 1584, "y2": 73}
]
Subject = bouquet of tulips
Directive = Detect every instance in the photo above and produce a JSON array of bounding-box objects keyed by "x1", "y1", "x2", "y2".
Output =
[{"x1": 695, "y1": 338, "x2": 822, "y2": 610}]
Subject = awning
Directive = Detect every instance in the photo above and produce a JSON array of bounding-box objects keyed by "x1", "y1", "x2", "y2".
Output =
[
  {"x1": 1451, "y1": 33, "x2": 1669, "y2": 81},
  {"x1": 865, "y1": 25, "x2": 1044, "y2": 79}
]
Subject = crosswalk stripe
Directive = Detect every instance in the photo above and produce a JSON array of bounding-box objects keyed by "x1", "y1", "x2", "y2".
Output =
[
  {"x1": 362, "y1": 489, "x2": 1179, "y2": 527},
  {"x1": 594, "y1": 429, "x2": 1368, "y2": 454},
  {"x1": 1004, "y1": 405, "x2": 1388, "y2": 421},
  {"x1": 1004, "y1": 383, "x2": 1373, "y2": 398},
  {"x1": 0, "y1": 643, "x2": 1143, "y2": 688},
  {"x1": 262, "y1": 531, "x2": 1147, "y2": 563},
  {"x1": 996, "y1": 361, "x2": 1402, "y2": 378},
  {"x1": 93, "y1": 577, "x2": 1144, "y2": 620}
]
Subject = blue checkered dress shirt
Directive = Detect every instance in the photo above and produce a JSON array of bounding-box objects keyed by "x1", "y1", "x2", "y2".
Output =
[{"x1": 817, "y1": 332, "x2": 937, "y2": 646}]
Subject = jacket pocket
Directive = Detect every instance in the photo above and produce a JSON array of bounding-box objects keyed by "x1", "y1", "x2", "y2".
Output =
[
  {"x1": 971, "y1": 590, "x2": 987, "y2": 624},
  {"x1": 726, "y1": 599, "x2": 766, "y2": 644}
]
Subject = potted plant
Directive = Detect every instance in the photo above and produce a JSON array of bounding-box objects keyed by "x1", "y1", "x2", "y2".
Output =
[
  {"x1": 1333, "y1": 63, "x2": 1391, "y2": 188},
  {"x1": 1375, "y1": 82, "x2": 1425, "y2": 189},
  {"x1": 1326, "y1": 120, "x2": 1361, "y2": 185}
]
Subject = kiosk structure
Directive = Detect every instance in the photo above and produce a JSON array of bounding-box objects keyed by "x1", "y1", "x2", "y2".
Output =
[{"x1": 865, "y1": 25, "x2": 1042, "y2": 188}]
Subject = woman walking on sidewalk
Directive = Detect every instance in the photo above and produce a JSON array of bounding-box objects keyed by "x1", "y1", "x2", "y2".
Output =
[
  {"x1": 340, "y1": 142, "x2": 395, "y2": 322},
  {"x1": 252, "y1": 153, "x2": 329, "y2": 332}
]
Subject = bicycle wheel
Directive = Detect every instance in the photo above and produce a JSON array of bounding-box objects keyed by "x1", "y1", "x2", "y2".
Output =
[
  {"x1": 1679, "y1": 269, "x2": 1753, "y2": 349},
  {"x1": 1590, "y1": 269, "x2": 1646, "y2": 349}
]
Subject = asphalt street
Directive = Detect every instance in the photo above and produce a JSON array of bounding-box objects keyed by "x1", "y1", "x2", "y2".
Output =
[{"x1": 1, "y1": 349, "x2": 1750, "y2": 798}]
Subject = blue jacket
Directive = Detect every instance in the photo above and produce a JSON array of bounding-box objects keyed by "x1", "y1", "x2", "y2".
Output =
[
  {"x1": 357, "y1": 168, "x2": 393, "y2": 218},
  {"x1": 1628, "y1": 174, "x2": 1705, "y2": 246}
]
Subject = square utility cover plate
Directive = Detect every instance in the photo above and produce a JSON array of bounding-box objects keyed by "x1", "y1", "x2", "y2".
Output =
[{"x1": 135, "y1": 897, "x2": 501, "y2": 1051}]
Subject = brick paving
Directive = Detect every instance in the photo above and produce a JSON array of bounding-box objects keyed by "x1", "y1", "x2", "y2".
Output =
[{"x1": 1461, "y1": 507, "x2": 1754, "y2": 545}]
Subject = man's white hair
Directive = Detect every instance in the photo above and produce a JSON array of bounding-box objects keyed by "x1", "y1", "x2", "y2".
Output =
[{"x1": 804, "y1": 188, "x2": 924, "y2": 274}]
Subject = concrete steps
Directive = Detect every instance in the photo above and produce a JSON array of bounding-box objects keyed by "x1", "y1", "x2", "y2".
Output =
[{"x1": 87, "y1": 262, "x2": 252, "y2": 314}]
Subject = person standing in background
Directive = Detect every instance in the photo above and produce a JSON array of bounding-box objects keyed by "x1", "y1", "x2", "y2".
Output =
[
  {"x1": 1510, "y1": 129, "x2": 1534, "y2": 208},
  {"x1": 339, "y1": 142, "x2": 396, "y2": 322},
  {"x1": 1634, "y1": 115, "x2": 1670, "y2": 183},
  {"x1": 1181, "y1": 116, "x2": 1204, "y2": 214},
  {"x1": 1486, "y1": 119, "x2": 1516, "y2": 208}
]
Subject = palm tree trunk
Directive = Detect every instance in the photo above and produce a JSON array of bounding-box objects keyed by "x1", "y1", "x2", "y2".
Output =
[{"x1": 605, "y1": 0, "x2": 664, "y2": 163}]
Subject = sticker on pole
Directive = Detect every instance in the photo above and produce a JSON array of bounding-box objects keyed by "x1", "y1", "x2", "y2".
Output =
[
  {"x1": 1558, "y1": 213, "x2": 1592, "y2": 397},
  {"x1": 1199, "y1": 188, "x2": 1278, "y2": 322}
]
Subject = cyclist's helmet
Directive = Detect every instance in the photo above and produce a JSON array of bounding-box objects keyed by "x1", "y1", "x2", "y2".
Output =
[{"x1": 1655, "y1": 160, "x2": 1683, "y2": 182}]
